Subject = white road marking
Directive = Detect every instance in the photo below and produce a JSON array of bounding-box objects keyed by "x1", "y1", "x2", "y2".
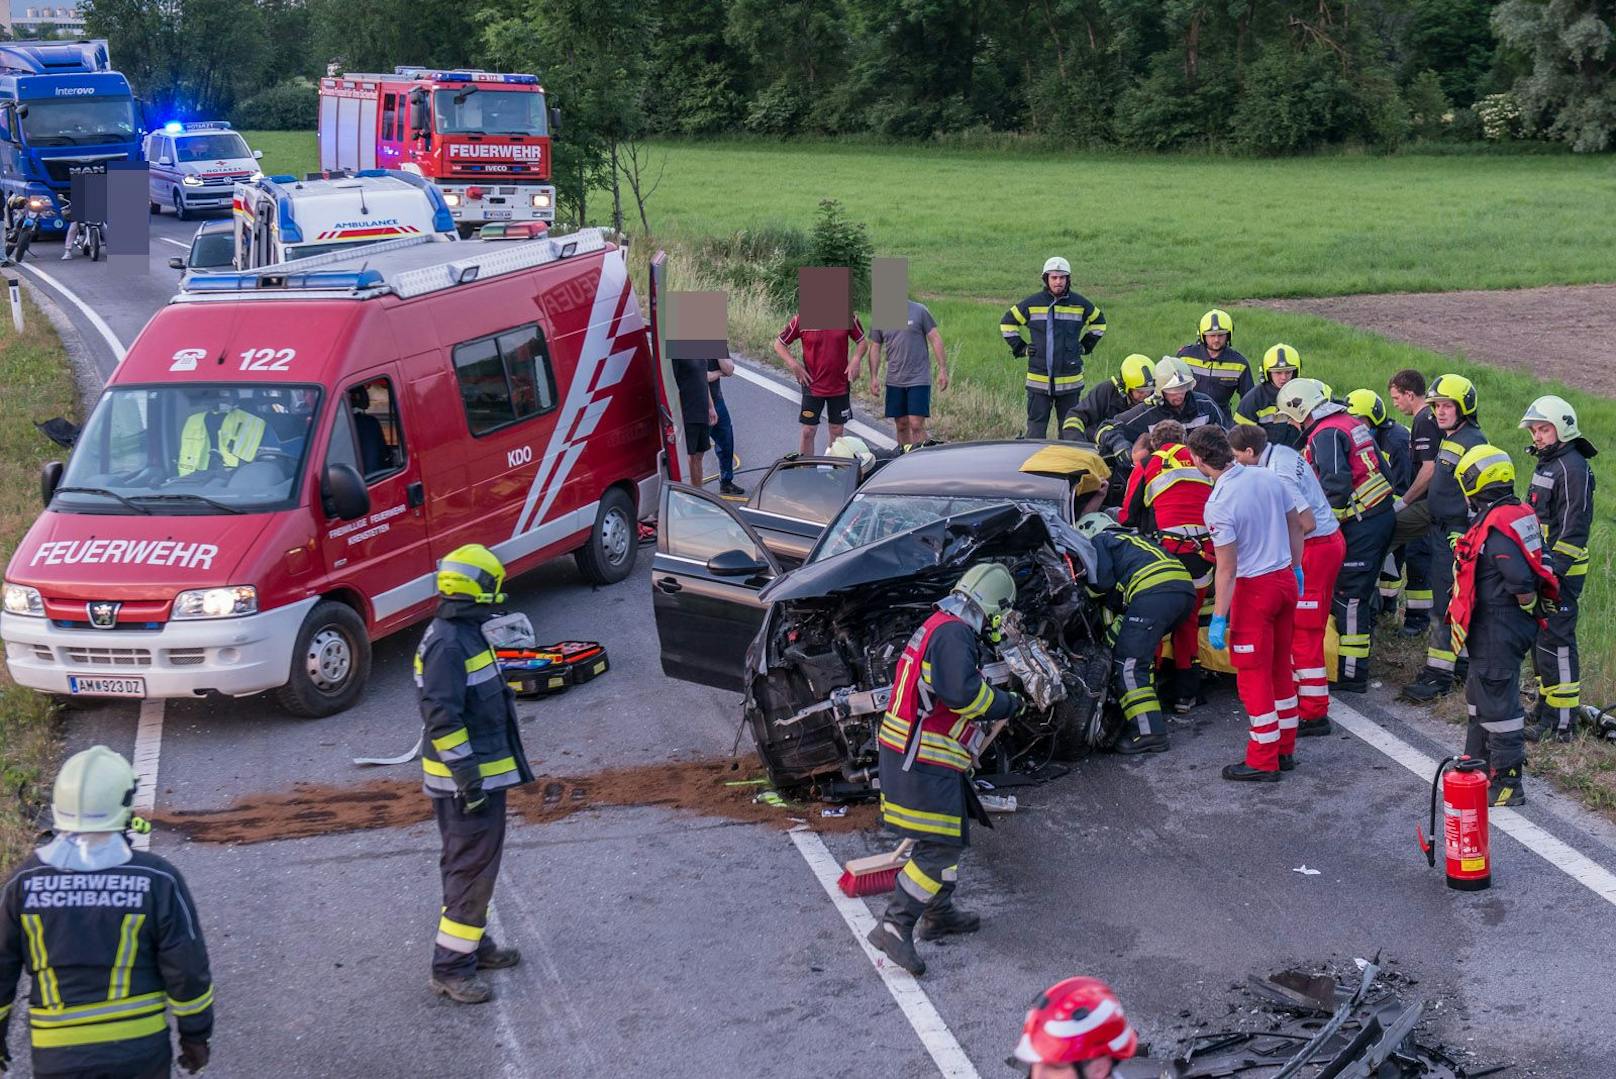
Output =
[
  {"x1": 788, "y1": 828, "x2": 982, "y2": 1078},
  {"x1": 1331, "y1": 700, "x2": 1616, "y2": 907},
  {"x1": 130, "y1": 699, "x2": 165, "y2": 851},
  {"x1": 482, "y1": 902, "x2": 537, "y2": 1079},
  {"x1": 159, "y1": 237, "x2": 189, "y2": 249},
  {"x1": 13, "y1": 263, "x2": 127, "y2": 360},
  {"x1": 729, "y1": 364, "x2": 898, "y2": 450}
]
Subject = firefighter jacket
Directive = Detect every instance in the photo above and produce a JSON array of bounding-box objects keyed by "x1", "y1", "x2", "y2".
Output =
[
  {"x1": 1233, "y1": 382, "x2": 1303, "y2": 450},
  {"x1": 415, "y1": 599, "x2": 536, "y2": 799},
  {"x1": 1097, "y1": 392, "x2": 1231, "y2": 473},
  {"x1": 1526, "y1": 438, "x2": 1596, "y2": 581},
  {"x1": 1000, "y1": 287, "x2": 1105, "y2": 397},
  {"x1": 878, "y1": 611, "x2": 1016, "y2": 775},
  {"x1": 1085, "y1": 532, "x2": 1194, "y2": 615},
  {"x1": 1448, "y1": 495, "x2": 1558, "y2": 654},
  {"x1": 1302, "y1": 407, "x2": 1396, "y2": 522},
  {"x1": 0, "y1": 842, "x2": 214, "y2": 1076},
  {"x1": 1428, "y1": 422, "x2": 1488, "y2": 535},
  {"x1": 1373, "y1": 418, "x2": 1413, "y2": 495},
  {"x1": 1120, "y1": 444, "x2": 1214, "y2": 561},
  {"x1": 1176, "y1": 343, "x2": 1253, "y2": 410},
  {"x1": 1064, "y1": 376, "x2": 1134, "y2": 441}
]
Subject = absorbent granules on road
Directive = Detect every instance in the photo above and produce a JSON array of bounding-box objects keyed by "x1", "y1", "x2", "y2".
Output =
[{"x1": 153, "y1": 758, "x2": 879, "y2": 845}]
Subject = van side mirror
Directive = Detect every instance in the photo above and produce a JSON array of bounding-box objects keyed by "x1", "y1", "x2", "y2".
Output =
[
  {"x1": 168, "y1": 256, "x2": 185, "y2": 270},
  {"x1": 706, "y1": 548, "x2": 768, "y2": 578},
  {"x1": 408, "y1": 93, "x2": 428, "y2": 136},
  {"x1": 548, "y1": 107, "x2": 561, "y2": 134},
  {"x1": 252, "y1": 150, "x2": 263, "y2": 160},
  {"x1": 322, "y1": 463, "x2": 370, "y2": 521},
  {"x1": 40, "y1": 461, "x2": 63, "y2": 507},
  {"x1": 158, "y1": 155, "x2": 172, "y2": 166}
]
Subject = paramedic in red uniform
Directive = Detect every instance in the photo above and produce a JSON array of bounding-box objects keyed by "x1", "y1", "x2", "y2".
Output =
[
  {"x1": 866, "y1": 563, "x2": 1022, "y2": 978},
  {"x1": 1189, "y1": 425, "x2": 1306, "y2": 782},
  {"x1": 774, "y1": 312, "x2": 866, "y2": 457}
]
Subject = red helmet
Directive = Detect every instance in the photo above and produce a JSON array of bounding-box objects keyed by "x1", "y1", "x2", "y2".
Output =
[{"x1": 1013, "y1": 977, "x2": 1138, "y2": 1066}]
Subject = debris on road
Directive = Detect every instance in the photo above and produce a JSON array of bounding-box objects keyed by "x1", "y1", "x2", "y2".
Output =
[
  {"x1": 1291, "y1": 864, "x2": 1322, "y2": 876},
  {"x1": 155, "y1": 758, "x2": 879, "y2": 845}
]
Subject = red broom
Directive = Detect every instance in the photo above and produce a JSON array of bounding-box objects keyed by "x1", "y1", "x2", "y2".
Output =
[{"x1": 837, "y1": 839, "x2": 914, "y2": 897}]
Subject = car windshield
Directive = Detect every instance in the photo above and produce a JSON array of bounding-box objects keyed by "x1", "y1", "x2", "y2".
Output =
[
  {"x1": 176, "y1": 133, "x2": 252, "y2": 162},
  {"x1": 432, "y1": 89, "x2": 548, "y2": 135},
  {"x1": 815, "y1": 494, "x2": 1063, "y2": 561},
  {"x1": 56, "y1": 384, "x2": 323, "y2": 514},
  {"x1": 20, "y1": 97, "x2": 138, "y2": 147},
  {"x1": 190, "y1": 231, "x2": 234, "y2": 268}
]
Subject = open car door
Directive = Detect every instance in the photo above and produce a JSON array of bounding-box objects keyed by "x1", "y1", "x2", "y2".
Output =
[
  {"x1": 736, "y1": 456, "x2": 863, "y2": 568},
  {"x1": 653, "y1": 482, "x2": 783, "y2": 691}
]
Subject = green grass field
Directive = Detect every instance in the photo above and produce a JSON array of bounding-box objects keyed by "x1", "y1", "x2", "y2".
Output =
[{"x1": 244, "y1": 131, "x2": 1616, "y2": 708}]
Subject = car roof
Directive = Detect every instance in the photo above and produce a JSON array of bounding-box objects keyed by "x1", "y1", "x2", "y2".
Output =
[{"x1": 853, "y1": 440, "x2": 1077, "y2": 502}]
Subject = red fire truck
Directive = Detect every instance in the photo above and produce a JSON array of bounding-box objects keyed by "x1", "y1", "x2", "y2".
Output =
[{"x1": 318, "y1": 66, "x2": 557, "y2": 236}]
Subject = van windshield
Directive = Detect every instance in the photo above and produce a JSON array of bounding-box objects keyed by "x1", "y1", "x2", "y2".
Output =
[
  {"x1": 176, "y1": 132, "x2": 253, "y2": 162},
  {"x1": 56, "y1": 384, "x2": 323, "y2": 515}
]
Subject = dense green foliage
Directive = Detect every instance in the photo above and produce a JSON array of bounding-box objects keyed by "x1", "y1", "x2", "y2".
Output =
[{"x1": 81, "y1": 0, "x2": 1613, "y2": 154}]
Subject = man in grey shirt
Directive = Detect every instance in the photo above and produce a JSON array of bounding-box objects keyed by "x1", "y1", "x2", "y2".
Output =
[{"x1": 866, "y1": 300, "x2": 948, "y2": 445}]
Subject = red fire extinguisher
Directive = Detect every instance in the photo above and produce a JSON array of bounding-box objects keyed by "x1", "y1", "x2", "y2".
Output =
[{"x1": 1417, "y1": 756, "x2": 1491, "y2": 891}]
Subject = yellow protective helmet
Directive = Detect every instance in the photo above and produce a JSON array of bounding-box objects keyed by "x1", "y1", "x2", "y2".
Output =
[
  {"x1": 1117, "y1": 354, "x2": 1156, "y2": 394},
  {"x1": 1198, "y1": 309, "x2": 1233, "y2": 342},
  {"x1": 437, "y1": 543, "x2": 507, "y2": 604},
  {"x1": 1428, "y1": 373, "x2": 1479, "y2": 419},
  {"x1": 1519, "y1": 395, "x2": 1581, "y2": 442},
  {"x1": 1261, "y1": 343, "x2": 1301, "y2": 384},
  {"x1": 52, "y1": 745, "x2": 137, "y2": 834},
  {"x1": 1345, "y1": 389, "x2": 1387, "y2": 427},
  {"x1": 1456, "y1": 444, "x2": 1515, "y2": 499}
]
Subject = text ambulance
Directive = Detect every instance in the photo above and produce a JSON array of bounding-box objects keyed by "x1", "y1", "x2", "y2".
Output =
[{"x1": 1, "y1": 228, "x2": 665, "y2": 716}]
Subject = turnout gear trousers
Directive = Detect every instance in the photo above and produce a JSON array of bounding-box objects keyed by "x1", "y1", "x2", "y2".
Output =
[
  {"x1": 1527, "y1": 440, "x2": 1595, "y2": 732},
  {"x1": 1334, "y1": 510, "x2": 1396, "y2": 688},
  {"x1": 1027, "y1": 390, "x2": 1083, "y2": 441},
  {"x1": 433, "y1": 790, "x2": 509, "y2": 978},
  {"x1": 1418, "y1": 423, "x2": 1488, "y2": 684},
  {"x1": 1088, "y1": 531, "x2": 1195, "y2": 738},
  {"x1": 0, "y1": 848, "x2": 214, "y2": 1078}
]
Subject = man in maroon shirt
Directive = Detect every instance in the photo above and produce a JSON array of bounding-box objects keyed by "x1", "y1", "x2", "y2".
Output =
[{"x1": 774, "y1": 313, "x2": 867, "y2": 456}]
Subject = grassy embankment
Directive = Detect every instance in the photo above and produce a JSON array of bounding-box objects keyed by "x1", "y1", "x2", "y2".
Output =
[
  {"x1": 0, "y1": 293, "x2": 80, "y2": 872},
  {"x1": 244, "y1": 132, "x2": 1616, "y2": 807}
]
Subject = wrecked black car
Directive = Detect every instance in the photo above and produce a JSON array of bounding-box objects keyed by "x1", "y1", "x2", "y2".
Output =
[{"x1": 652, "y1": 441, "x2": 1120, "y2": 797}]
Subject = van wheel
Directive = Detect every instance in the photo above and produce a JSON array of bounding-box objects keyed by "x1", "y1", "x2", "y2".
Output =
[
  {"x1": 276, "y1": 600, "x2": 371, "y2": 718},
  {"x1": 173, "y1": 189, "x2": 190, "y2": 221},
  {"x1": 574, "y1": 488, "x2": 638, "y2": 585}
]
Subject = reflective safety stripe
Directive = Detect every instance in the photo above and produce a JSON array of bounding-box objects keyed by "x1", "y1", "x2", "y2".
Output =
[
  {"x1": 1542, "y1": 682, "x2": 1581, "y2": 707},
  {"x1": 1480, "y1": 717, "x2": 1525, "y2": 733},
  {"x1": 422, "y1": 756, "x2": 518, "y2": 779},
  {"x1": 1146, "y1": 468, "x2": 1212, "y2": 503},
  {"x1": 1552, "y1": 540, "x2": 1588, "y2": 559},
  {"x1": 465, "y1": 649, "x2": 499, "y2": 686},
  {"x1": 31, "y1": 1012, "x2": 168, "y2": 1048},
  {"x1": 167, "y1": 986, "x2": 214, "y2": 1017},
  {"x1": 28, "y1": 990, "x2": 165, "y2": 1029},
  {"x1": 898, "y1": 859, "x2": 943, "y2": 901},
  {"x1": 1427, "y1": 649, "x2": 1457, "y2": 672},
  {"x1": 955, "y1": 681, "x2": 994, "y2": 720},
  {"x1": 1405, "y1": 589, "x2": 1434, "y2": 610},
  {"x1": 436, "y1": 916, "x2": 485, "y2": 954},
  {"x1": 108, "y1": 913, "x2": 145, "y2": 1000},
  {"x1": 915, "y1": 733, "x2": 972, "y2": 770},
  {"x1": 1120, "y1": 686, "x2": 1158, "y2": 720},
  {"x1": 1338, "y1": 633, "x2": 1371, "y2": 658},
  {"x1": 1298, "y1": 684, "x2": 1330, "y2": 697},
  {"x1": 21, "y1": 914, "x2": 61, "y2": 1009},
  {"x1": 1025, "y1": 372, "x2": 1084, "y2": 389},
  {"x1": 1250, "y1": 728, "x2": 1281, "y2": 744},
  {"x1": 881, "y1": 798, "x2": 964, "y2": 837}
]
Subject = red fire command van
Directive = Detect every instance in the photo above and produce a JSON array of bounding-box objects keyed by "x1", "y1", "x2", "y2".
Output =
[{"x1": 1, "y1": 228, "x2": 667, "y2": 716}]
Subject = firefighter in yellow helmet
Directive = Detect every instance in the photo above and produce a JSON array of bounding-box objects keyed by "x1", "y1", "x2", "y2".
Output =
[
  {"x1": 415, "y1": 543, "x2": 534, "y2": 1004},
  {"x1": 1446, "y1": 446, "x2": 1559, "y2": 806},
  {"x1": 1, "y1": 747, "x2": 215, "y2": 1077},
  {"x1": 1062, "y1": 353, "x2": 1155, "y2": 442},
  {"x1": 1177, "y1": 308, "x2": 1253, "y2": 411},
  {"x1": 1233, "y1": 344, "x2": 1304, "y2": 450}
]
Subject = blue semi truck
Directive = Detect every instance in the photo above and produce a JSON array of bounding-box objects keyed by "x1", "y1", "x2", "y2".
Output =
[{"x1": 0, "y1": 39, "x2": 141, "y2": 234}]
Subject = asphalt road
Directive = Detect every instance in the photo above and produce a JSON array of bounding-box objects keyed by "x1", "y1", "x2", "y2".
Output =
[{"x1": 7, "y1": 213, "x2": 1616, "y2": 1077}]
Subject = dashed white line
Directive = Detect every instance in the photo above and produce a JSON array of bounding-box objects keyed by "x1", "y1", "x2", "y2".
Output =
[
  {"x1": 129, "y1": 699, "x2": 165, "y2": 851},
  {"x1": 1330, "y1": 700, "x2": 1616, "y2": 907},
  {"x1": 788, "y1": 828, "x2": 982, "y2": 1078},
  {"x1": 729, "y1": 363, "x2": 898, "y2": 450},
  {"x1": 12, "y1": 263, "x2": 127, "y2": 361}
]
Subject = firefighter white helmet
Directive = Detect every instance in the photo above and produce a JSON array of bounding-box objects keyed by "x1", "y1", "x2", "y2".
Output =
[
  {"x1": 1153, "y1": 356, "x2": 1196, "y2": 394},
  {"x1": 1042, "y1": 256, "x2": 1071, "y2": 277},
  {"x1": 52, "y1": 745, "x2": 137, "y2": 834},
  {"x1": 1276, "y1": 378, "x2": 1329, "y2": 425},
  {"x1": 1519, "y1": 395, "x2": 1581, "y2": 442},
  {"x1": 827, "y1": 435, "x2": 875, "y2": 469}
]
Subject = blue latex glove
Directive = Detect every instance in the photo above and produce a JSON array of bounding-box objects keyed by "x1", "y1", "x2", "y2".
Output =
[
  {"x1": 1294, "y1": 565, "x2": 1306, "y2": 594},
  {"x1": 1209, "y1": 614, "x2": 1229, "y2": 651}
]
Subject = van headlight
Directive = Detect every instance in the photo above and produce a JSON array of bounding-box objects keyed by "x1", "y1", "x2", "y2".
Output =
[
  {"x1": 3, "y1": 583, "x2": 44, "y2": 617},
  {"x1": 182, "y1": 174, "x2": 204, "y2": 187},
  {"x1": 172, "y1": 586, "x2": 257, "y2": 619}
]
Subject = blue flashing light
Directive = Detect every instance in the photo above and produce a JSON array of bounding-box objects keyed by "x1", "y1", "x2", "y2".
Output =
[
  {"x1": 266, "y1": 174, "x2": 296, "y2": 183},
  {"x1": 355, "y1": 169, "x2": 387, "y2": 178},
  {"x1": 163, "y1": 121, "x2": 183, "y2": 134},
  {"x1": 184, "y1": 269, "x2": 386, "y2": 293},
  {"x1": 276, "y1": 196, "x2": 303, "y2": 245}
]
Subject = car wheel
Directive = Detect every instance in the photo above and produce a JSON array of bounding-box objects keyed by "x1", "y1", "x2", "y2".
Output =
[
  {"x1": 275, "y1": 599, "x2": 371, "y2": 718},
  {"x1": 1052, "y1": 648, "x2": 1113, "y2": 761},
  {"x1": 573, "y1": 487, "x2": 638, "y2": 585},
  {"x1": 173, "y1": 189, "x2": 190, "y2": 221}
]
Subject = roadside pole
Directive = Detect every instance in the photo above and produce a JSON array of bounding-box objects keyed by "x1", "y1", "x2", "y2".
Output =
[{"x1": 7, "y1": 273, "x2": 22, "y2": 332}]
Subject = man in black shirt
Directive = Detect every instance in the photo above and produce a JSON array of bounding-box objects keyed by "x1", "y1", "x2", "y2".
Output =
[{"x1": 1387, "y1": 369, "x2": 1440, "y2": 635}]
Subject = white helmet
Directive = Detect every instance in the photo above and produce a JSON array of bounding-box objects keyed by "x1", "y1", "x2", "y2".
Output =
[
  {"x1": 1276, "y1": 378, "x2": 1329, "y2": 424},
  {"x1": 1519, "y1": 395, "x2": 1581, "y2": 442},
  {"x1": 1153, "y1": 356, "x2": 1196, "y2": 394},
  {"x1": 1042, "y1": 256, "x2": 1071, "y2": 277},
  {"x1": 1076, "y1": 512, "x2": 1119, "y2": 539},
  {"x1": 52, "y1": 745, "x2": 137, "y2": 834},
  {"x1": 827, "y1": 435, "x2": 875, "y2": 469}
]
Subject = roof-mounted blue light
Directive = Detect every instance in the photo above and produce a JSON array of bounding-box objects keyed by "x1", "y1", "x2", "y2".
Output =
[
  {"x1": 163, "y1": 121, "x2": 183, "y2": 134},
  {"x1": 183, "y1": 269, "x2": 385, "y2": 293}
]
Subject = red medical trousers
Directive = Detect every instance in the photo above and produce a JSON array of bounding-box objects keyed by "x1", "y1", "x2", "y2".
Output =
[
  {"x1": 1229, "y1": 566, "x2": 1301, "y2": 771},
  {"x1": 1294, "y1": 531, "x2": 1346, "y2": 722}
]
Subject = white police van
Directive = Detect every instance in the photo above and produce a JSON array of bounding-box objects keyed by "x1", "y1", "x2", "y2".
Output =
[{"x1": 145, "y1": 121, "x2": 263, "y2": 220}]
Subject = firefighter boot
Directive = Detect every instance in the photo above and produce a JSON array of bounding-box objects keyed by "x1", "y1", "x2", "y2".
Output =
[
  {"x1": 1115, "y1": 731, "x2": 1170, "y2": 754},
  {"x1": 1222, "y1": 762, "x2": 1282, "y2": 783},
  {"x1": 476, "y1": 938, "x2": 522, "y2": 971},
  {"x1": 430, "y1": 973, "x2": 495, "y2": 1005},
  {"x1": 1489, "y1": 766, "x2": 1525, "y2": 808},
  {"x1": 1399, "y1": 673, "x2": 1451, "y2": 704},
  {"x1": 1278, "y1": 754, "x2": 1296, "y2": 772},
  {"x1": 866, "y1": 919, "x2": 926, "y2": 976},
  {"x1": 1297, "y1": 717, "x2": 1333, "y2": 738},
  {"x1": 917, "y1": 902, "x2": 982, "y2": 940},
  {"x1": 1173, "y1": 666, "x2": 1202, "y2": 715}
]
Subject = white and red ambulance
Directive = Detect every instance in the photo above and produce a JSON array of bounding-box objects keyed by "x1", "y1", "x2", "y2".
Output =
[{"x1": 2, "y1": 226, "x2": 671, "y2": 716}]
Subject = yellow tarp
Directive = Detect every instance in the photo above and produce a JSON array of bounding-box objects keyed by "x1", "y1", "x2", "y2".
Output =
[{"x1": 1019, "y1": 444, "x2": 1110, "y2": 497}]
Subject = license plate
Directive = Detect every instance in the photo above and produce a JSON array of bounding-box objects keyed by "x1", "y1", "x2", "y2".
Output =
[
  {"x1": 68, "y1": 675, "x2": 145, "y2": 697},
  {"x1": 484, "y1": 209, "x2": 513, "y2": 219}
]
